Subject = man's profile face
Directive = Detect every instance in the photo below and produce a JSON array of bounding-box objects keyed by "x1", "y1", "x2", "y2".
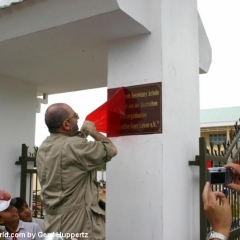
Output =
[
  {"x1": 67, "y1": 108, "x2": 79, "y2": 134},
  {"x1": 70, "y1": 116, "x2": 79, "y2": 134},
  {"x1": 62, "y1": 105, "x2": 79, "y2": 134}
]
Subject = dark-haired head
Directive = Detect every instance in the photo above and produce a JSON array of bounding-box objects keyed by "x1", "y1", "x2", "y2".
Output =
[
  {"x1": 45, "y1": 103, "x2": 79, "y2": 135},
  {"x1": 12, "y1": 197, "x2": 27, "y2": 210},
  {"x1": 45, "y1": 103, "x2": 71, "y2": 133},
  {"x1": 12, "y1": 197, "x2": 33, "y2": 222}
]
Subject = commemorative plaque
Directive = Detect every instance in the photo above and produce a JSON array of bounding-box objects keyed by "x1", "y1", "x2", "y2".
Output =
[{"x1": 108, "y1": 82, "x2": 162, "y2": 136}]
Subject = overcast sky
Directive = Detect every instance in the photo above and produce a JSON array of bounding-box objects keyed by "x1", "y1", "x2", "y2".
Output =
[
  {"x1": 35, "y1": 88, "x2": 107, "y2": 146},
  {"x1": 32, "y1": 0, "x2": 240, "y2": 145},
  {"x1": 198, "y1": 0, "x2": 240, "y2": 109}
]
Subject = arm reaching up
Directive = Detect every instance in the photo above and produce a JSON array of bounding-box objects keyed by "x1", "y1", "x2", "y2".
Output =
[{"x1": 81, "y1": 120, "x2": 117, "y2": 156}]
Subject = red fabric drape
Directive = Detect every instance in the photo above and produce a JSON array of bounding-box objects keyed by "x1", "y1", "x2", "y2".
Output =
[
  {"x1": 12, "y1": 229, "x2": 21, "y2": 240},
  {"x1": 86, "y1": 87, "x2": 125, "y2": 137}
]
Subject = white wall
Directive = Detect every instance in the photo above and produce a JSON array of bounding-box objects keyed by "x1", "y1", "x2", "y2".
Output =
[
  {"x1": 0, "y1": 76, "x2": 37, "y2": 197},
  {"x1": 106, "y1": 0, "x2": 200, "y2": 239},
  {"x1": 117, "y1": 0, "x2": 152, "y2": 30},
  {"x1": 161, "y1": 0, "x2": 200, "y2": 239},
  {"x1": 0, "y1": 0, "x2": 119, "y2": 42}
]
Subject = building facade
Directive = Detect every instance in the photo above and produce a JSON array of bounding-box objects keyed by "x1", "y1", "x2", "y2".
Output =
[
  {"x1": 0, "y1": 1, "x2": 211, "y2": 239},
  {"x1": 201, "y1": 106, "x2": 240, "y2": 166}
]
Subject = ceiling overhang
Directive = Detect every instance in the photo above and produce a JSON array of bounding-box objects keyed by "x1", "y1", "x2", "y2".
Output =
[
  {"x1": 0, "y1": 0, "x2": 150, "y2": 95},
  {"x1": 0, "y1": 0, "x2": 212, "y2": 96}
]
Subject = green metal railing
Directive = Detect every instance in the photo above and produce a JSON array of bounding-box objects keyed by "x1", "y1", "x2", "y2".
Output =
[{"x1": 189, "y1": 122, "x2": 240, "y2": 240}]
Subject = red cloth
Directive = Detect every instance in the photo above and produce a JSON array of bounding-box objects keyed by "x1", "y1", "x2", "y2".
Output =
[
  {"x1": 86, "y1": 87, "x2": 125, "y2": 137},
  {"x1": 12, "y1": 229, "x2": 21, "y2": 240},
  {"x1": 206, "y1": 160, "x2": 212, "y2": 168}
]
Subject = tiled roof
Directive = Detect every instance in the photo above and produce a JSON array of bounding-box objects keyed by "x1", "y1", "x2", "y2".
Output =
[
  {"x1": 0, "y1": 0, "x2": 24, "y2": 9},
  {"x1": 200, "y1": 106, "x2": 240, "y2": 123}
]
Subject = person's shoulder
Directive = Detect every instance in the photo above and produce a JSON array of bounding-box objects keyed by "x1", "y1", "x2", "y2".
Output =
[
  {"x1": 72, "y1": 131, "x2": 86, "y2": 138},
  {"x1": 65, "y1": 133, "x2": 88, "y2": 144},
  {"x1": 32, "y1": 218, "x2": 44, "y2": 231},
  {"x1": 19, "y1": 219, "x2": 36, "y2": 226}
]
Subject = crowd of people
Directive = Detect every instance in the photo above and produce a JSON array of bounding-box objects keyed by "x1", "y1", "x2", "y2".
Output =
[{"x1": 1, "y1": 102, "x2": 240, "y2": 240}]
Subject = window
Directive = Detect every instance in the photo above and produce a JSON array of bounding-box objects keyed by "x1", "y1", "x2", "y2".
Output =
[{"x1": 209, "y1": 134, "x2": 226, "y2": 145}]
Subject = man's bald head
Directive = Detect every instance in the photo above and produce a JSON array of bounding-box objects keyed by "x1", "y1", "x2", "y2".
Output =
[{"x1": 45, "y1": 103, "x2": 71, "y2": 132}]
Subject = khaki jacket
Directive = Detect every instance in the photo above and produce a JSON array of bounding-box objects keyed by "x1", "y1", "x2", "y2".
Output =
[{"x1": 36, "y1": 132, "x2": 113, "y2": 240}]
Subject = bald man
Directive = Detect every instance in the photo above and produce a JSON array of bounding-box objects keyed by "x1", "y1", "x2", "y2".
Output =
[{"x1": 36, "y1": 103, "x2": 117, "y2": 240}]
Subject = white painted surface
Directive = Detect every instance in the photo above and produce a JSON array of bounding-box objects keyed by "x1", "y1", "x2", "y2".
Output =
[
  {"x1": 0, "y1": 0, "x2": 209, "y2": 98},
  {"x1": 198, "y1": 14, "x2": 212, "y2": 73},
  {"x1": 0, "y1": 0, "x2": 208, "y2": 238},
  {"x1": 117, "y1": 0, "x2": 152, "y2": 30},
  {"x1": 161, "y1": 0, "x2": 200, "y2": 238},
  {"x1": 0, "y1": 0, "x2": 119, "y2": 42},
  {"x1": 106, "y1": 0, "x2": 200, "y2": 239},
  {"x1": 107, "y1": 137, "x2": 163, "y2": 239},
  {"x1": 0, "y1": 0, "x2": 150, "y2": 95},
  {"x1": 0, "y1": 76, "x2": 37, "y2": 196},
  {"x1": 0, "y1": 0, "x2": 23, "y2": 9}
]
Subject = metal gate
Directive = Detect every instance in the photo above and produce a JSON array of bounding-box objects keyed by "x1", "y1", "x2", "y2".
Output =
[
  {"x1": 16, "y1": 144, "x2": 44, "y2": 219},
  {"x1": 189, "y1": 122, "x2": 240, "y2": 240}
]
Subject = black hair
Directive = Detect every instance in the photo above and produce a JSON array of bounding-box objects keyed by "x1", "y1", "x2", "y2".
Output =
[{"x1": 12, "y1": 197, "x2": 27, "y2": 210}]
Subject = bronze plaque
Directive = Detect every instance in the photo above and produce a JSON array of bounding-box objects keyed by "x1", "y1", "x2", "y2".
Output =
[{"x1": 108, "y1": 82, "x2": 162, "y2": 136}]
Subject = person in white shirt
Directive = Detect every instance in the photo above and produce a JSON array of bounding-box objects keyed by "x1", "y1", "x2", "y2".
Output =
[
  {"x1": 0, "y1": 190, "x2": 43, "y2": 240},
  {"x1": 12, "y1": 197, "x2": 44, "y2": 231}
]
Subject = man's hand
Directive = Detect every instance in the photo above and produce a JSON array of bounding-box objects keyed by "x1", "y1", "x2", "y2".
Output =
[
  {"x1": 225, "y1": 163, "x2": 240, "y2": 192},
  {"x1": 80, "y1": 120, "x2": 97, "y2": 137},
  {"x1": 81, "y1": 120, "x2": 117, "y2": 156},
  {"x1": 202, "y1": 182, "x2": 232, "y2": 238}
]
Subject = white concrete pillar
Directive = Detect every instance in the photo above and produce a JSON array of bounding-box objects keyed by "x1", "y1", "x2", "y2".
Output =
[
  {"x1": 0, "y1": 76, "x2": 37, "y2": 196},
  {"x1": 106, "y1": 0, "x2": 200, "y2": 239}
]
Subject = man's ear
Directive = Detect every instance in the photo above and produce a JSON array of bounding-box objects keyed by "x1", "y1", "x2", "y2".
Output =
[{"x1": 62, "y1": 120, "x2": 71, "y2": 131}]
